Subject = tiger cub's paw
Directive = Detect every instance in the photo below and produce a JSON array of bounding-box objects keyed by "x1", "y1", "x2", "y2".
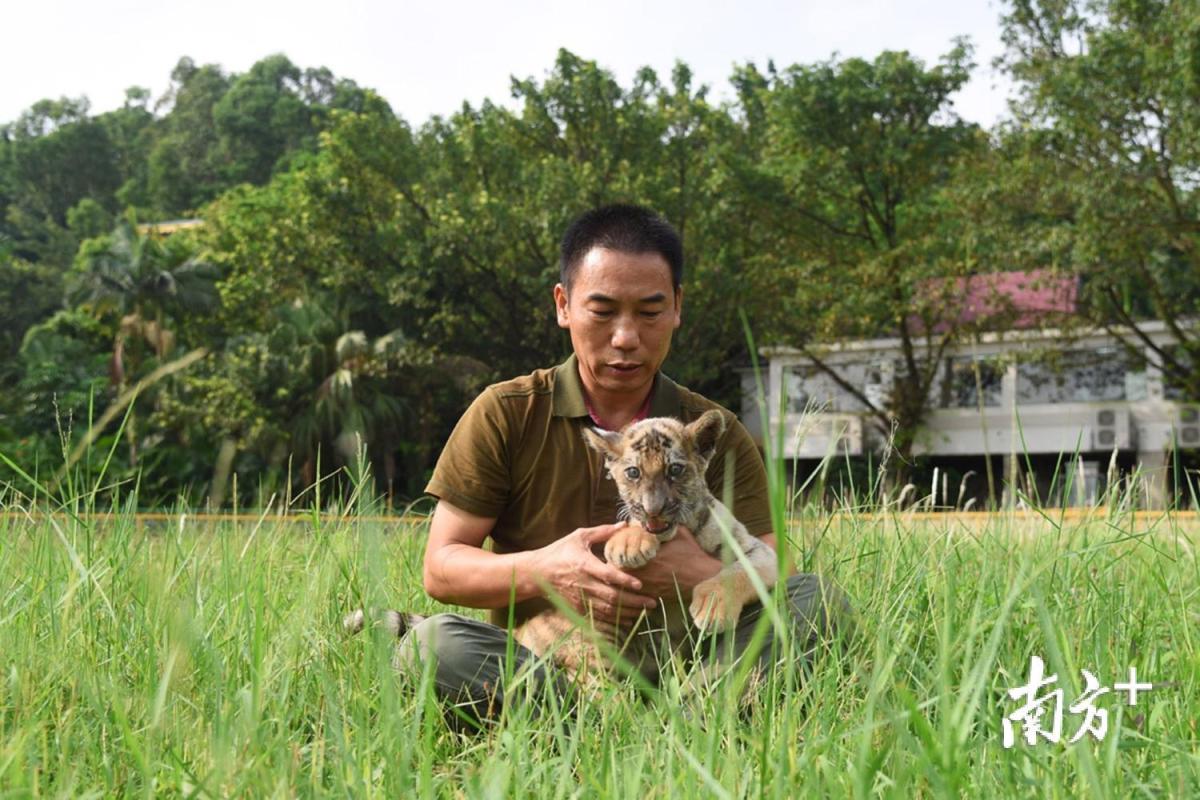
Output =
[
  {"x1": 604, "y1": 524, "x2": 660, "y2": 569},
  {"x1": 689, "y1": 577, "x2": 745, "y2": 634}
]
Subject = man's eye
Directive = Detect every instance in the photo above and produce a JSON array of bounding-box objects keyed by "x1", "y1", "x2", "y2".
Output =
[
  {"x1": 592, "y1": 310, "x2": 614, "y2": 319},
  {"x1": 641, "y1": 310, "x2": 663, "y2": 319},
  {"x1": 624, "y1": 466, "x2": 641, "y2": 480},
  {"x1": 667, "y1": 463, "x2": 684, "y2": 478}
]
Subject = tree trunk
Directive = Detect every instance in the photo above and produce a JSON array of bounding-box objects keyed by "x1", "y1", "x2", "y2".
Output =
[
  {"x1": 383, "y1": 449, "x2": 397, "y2": 510},
  {"x1": 208, "y1": 436, "x2": 238, "y2": 509}
]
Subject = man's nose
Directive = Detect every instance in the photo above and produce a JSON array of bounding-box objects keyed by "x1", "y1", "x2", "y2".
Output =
[{"x1": 611, "y1": 318, "x2": 640, "y2": 350}]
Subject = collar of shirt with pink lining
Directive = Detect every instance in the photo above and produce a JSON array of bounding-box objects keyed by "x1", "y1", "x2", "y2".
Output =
[{"x1": 583, "y1": 391, "x2": 653, "y2": 432}]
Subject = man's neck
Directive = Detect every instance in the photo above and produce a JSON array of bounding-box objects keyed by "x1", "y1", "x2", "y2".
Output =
[{"x1": 580, "y1": 379, "x2": 654, "y2": 432}]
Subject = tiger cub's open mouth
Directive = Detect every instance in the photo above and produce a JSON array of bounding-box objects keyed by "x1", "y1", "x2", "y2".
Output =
[{"x1": 643, "y1": 516, "x2": 673, "y2": 535}]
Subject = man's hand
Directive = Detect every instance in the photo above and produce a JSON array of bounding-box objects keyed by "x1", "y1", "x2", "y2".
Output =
[
  {"x1": 622, "y1": 525, "x2": 722, "y2": 602},
  {"x1": 528, "y1": 523, "x2": 659, "y2": 629}
]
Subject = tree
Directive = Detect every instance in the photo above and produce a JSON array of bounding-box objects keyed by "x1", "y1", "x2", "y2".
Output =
[
  {"x1": 1000, "y1": 0, "x2": 1200, "y2": 400},
  {"x1": 143, "y1": 55, "x2": 371, "y2": 216},
  {"x1": 7, "y1": 308, "x2": 111, "y2": 463},
  {"x1": 0, "y1": 237, "x2": 65, "y2": 391},
  {"x1": 213, "y1": 54, "x2": 371, "y2": 187},
  {"x1": 68, "y1": 221, "x2": 220, "y2": 464},
  {"x1": 145, "y1": 58, "x2": 233, "y2": 214},
  {"x1": 0, "y1": 101, "x2": 127, "y2": 387},
  {"x1": 153, "y1": 299, "x2": 411, "y2": 506},
  {"x1": 2, "y1": 98, "x2": 122, "y2": 225},
  {"x1": 391, "y1": 50, "x2": 666, "y2": 377},
  {"x1": 652, "y1": 62, "x2": 794, "y2": 405},
  {"x1": 379, "y1": 50, "x2": 767, "y2": 404},
  {"x1": 0, "y1": 97, "x2": 124, "y2": 274},
  {"x1": 734, "y1": 46, "x2": 991, "y2": 472},
  {"x1": 102, "y1": 88, "x2": 158, "y2": 211},
  {"x1": 285, "y1": 311, "x2": 415, "y2": 501}
]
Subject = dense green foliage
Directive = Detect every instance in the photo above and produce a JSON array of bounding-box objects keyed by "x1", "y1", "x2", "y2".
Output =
[
  {"x1": 997, "y1": 0, "x2": 1200, "y2": 401},
  {"x1": 2, "y1": 0, "x2": 1199, "y2": 507},
  {"x1": 733, "y1": 44, "x2": 992, "y2": 460}
]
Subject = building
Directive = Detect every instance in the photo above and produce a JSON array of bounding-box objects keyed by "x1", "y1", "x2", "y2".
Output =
[
  {"x1": 741, "y1": 276, "x2": 1198, "y2": 509},
  {"x1": 136, "y1": 218, "x2": 203, "y2": 237}
]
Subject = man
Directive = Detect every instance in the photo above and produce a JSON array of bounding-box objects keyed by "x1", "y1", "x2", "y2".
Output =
[{"x1": 404, "y1": 204, "x2": 852, "y2": 723}]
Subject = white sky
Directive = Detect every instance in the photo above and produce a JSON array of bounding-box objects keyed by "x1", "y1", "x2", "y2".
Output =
[{"x1": 2, "y1": 0, "x2": 1014, "y2": 128}]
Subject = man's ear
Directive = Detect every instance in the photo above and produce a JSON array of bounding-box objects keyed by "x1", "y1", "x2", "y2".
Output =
[
  {"x1": 685, "y1": 409, "x2": 726, "y2": 463},
  {"x1": 582, "y1": 426, "x2": 623, "y2": 462},
  {"x1": 554, "y1": 283, "x2": 570, "y2": 329},
  {"x1": 672, "y1": 285, "x2": 683, "y2": 330}
]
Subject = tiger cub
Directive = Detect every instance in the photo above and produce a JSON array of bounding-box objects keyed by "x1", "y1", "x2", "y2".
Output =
[{"x1": 513, "y1": 409, "x2": 778, "y2": 682}]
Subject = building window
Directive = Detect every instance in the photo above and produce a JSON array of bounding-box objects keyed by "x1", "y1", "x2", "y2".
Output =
[
  {"x1": 784, "y1": 367, "x2": 811, "y2": 413},
  {"x1": 943, "y1": 357, "x2": 1003, "y2": 408},
  {"x1": 784, "y1": 363, "x2": 877, "y2": 414},
  {"x1": 1016, "y1": 348, "x2": 1139, "y2": 405}
]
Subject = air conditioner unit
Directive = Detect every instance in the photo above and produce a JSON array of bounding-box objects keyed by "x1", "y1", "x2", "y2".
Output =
[
  {"x1": 1179, "y1": 405, "x2": 1199, "y2": 448},
  {"x1": 1092, "y1": 407, "x2": 1134, "y2": 451}
]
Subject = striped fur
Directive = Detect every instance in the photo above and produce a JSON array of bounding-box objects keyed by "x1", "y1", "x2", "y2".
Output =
[{"x1": 519, "y1": 410, "x2": 778, "y2": 683}]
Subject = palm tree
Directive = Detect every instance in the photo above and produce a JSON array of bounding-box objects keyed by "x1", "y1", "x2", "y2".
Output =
[
  {"x1": 265, "y1": 300, "x2": 414, "y2": 506},
  {"x1": 69, "y1": 221, "x2": 219, "y2": 463}
]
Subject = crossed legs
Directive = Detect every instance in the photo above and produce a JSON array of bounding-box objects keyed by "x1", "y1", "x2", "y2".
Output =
[{"x1": 399, "y1": 573, "x2": 855, "y2": 728}]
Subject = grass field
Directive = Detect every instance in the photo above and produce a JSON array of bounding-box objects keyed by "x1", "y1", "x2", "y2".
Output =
[{"x1": 1, "y1": 494, "x2": 1197, "y2": 798}]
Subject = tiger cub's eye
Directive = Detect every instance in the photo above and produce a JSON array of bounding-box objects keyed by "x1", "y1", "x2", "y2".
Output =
[
  {"x1": 624, "y1": 466, "x2": 641, "y2": 480},
  {"x1": 667, "y1": 463, "x2": 685, "y2": 478}
]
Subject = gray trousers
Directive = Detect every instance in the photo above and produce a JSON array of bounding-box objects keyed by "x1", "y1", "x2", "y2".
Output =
[{"x1": 400, "y1": 574, "x2": 854, "y2": 728}]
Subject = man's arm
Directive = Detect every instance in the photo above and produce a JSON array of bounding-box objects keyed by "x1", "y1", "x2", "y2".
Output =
[
  {"x1": 626, "y1": 527, "x2": 779, "y2": 600},
  {"x1": 422, "y1": 499, "x2": 657, "y2": 624}
]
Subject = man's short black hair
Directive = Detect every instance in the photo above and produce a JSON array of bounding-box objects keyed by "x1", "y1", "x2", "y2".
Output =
[{"x1": 559, "y1": 204, "x2": 683, "y2": 292}]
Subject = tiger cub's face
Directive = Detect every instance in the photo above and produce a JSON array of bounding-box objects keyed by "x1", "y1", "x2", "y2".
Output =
[{"x1": 583, "y1": 409, "x2": 726, "y2": 540}]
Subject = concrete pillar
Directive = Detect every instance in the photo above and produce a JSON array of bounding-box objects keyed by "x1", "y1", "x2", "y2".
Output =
[
  {"x1": 1137, "y1": 449, "x2": 1169, "y2": 509},
  {"x1": 739, "y1": 368, "x2": 764, "y2": 443},
  {"x1": 1002, "y1": 363, "x2": 1021, "y2": 507},
  {"x1": 1002, "y1": 453, "x2": 1021, "y2": 508},
  {"x1": 1068, "y1": 458, "x2": 1099, "y2": 507}
]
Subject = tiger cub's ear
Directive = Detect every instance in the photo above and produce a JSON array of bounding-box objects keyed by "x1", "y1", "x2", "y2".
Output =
[
  {"x1": 685, "y1": 409, "x2": 726, "y2": 464},
  {"x1": 582, "y1": 426, "x2": 623, "y2": 463}
]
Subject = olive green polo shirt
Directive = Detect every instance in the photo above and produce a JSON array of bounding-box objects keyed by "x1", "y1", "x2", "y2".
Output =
[{"x1": 424, "y1": 354, "x2": 774, "y2": 627}]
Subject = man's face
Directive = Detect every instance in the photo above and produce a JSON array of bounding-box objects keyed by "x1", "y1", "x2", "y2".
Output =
[{"x1": 554, "y1": 247, "x2": 683, "y2": 400}]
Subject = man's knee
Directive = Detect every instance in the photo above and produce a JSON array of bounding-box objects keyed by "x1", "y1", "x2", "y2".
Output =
[
  {"x1": 402, "y1": 614, "x2": 467, "y2": 662},
  {"x1": 394, "y1": 614, "x2": 504, "y2": 729},
  {"x1": 399, "y1": 613, "x2": 570, "y2": 729},
  {"x1": 397, "y1": 613, "x2": 494, "y2": 683},
  {"x1": 784, "y1": 573, "x2": 856, "y2": 645}
]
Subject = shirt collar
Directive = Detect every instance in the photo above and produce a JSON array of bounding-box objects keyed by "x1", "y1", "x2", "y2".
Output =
[{"x1": 552, "y1": 353, "x2": 681, "y2": 420}]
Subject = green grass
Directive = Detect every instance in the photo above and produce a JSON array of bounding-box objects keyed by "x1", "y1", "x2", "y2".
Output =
[{"x1": 0, "y1": 500, "x2": 1197, "y2": 798}]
